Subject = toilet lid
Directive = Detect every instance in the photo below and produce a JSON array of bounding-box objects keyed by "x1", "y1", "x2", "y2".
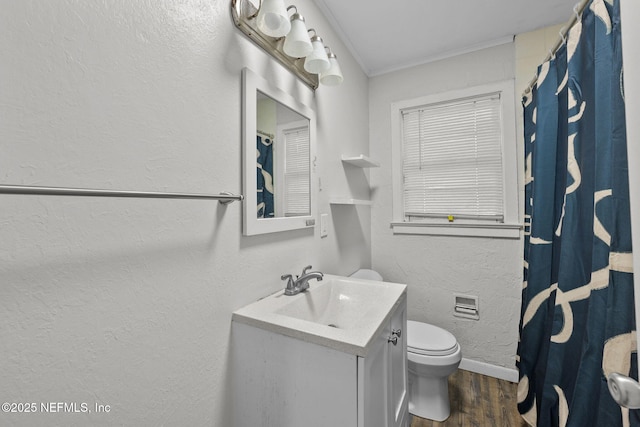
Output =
[{"x1": 407, "y1": 321, "x2": 459, "y2": 356}]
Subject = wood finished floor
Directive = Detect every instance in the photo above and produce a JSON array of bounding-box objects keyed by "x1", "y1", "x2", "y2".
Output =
[{"x1": 409, "y1": 369, "x2": 528, "y2": 427}]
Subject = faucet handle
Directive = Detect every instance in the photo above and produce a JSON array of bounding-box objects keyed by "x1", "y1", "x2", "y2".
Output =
[
  {"x1": 301, "y1": 265, "x2": 313, "y2": 275},
  {"x1": 281, "y1": 274, "x2": 295, "y2": 289}
]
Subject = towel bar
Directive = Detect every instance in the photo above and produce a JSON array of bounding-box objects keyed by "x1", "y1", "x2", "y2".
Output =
[{"x1": 0, "y1": 184, "x2": 244, "y2": 205}]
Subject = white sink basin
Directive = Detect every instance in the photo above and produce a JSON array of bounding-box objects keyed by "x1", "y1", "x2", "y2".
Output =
[
  {"x1": 232, "y1": 274, "x2": 407, "y2": 356},
  {"x1": 276, "y1": 279, "x2": 382, "y2": 329}
]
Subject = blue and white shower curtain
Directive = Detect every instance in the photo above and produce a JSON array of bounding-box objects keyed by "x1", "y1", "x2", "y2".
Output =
[
  {"x1": 518, "y1": 1, "x2": 637, "y2": 426},
  {"x1": 257, "y1": 132, "x2": 274, "y2": 218}
]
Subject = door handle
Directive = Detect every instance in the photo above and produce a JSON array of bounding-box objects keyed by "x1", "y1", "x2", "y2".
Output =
[{"x1": 608, "y1": 373, "x2": 640, "y2": 409}]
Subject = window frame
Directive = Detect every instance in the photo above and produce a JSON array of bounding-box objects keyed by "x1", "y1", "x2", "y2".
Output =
[{"x1": 390, "y1": 80, "x2": 521, "y2": 238}]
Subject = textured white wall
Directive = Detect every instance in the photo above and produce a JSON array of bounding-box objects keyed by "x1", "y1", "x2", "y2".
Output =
[
  {"x1": 369, "y1": 43, "x2": 523, "y2": 369},
  {"x1": 0, "y1": 1, "x2": 369, "y2": 426}
]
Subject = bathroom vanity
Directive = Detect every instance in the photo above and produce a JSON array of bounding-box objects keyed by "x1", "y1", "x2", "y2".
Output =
[{"x1": 231, "y1": 275, "x2": 408, "y2": 427}]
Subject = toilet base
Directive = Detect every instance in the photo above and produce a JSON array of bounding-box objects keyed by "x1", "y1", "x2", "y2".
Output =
[{"x1": 408, "y1": 373, "x2": 451, "y2": 422}]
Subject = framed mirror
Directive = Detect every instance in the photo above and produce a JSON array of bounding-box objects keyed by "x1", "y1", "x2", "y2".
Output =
[{"x1": 242, "y1": 68, "x2": 317, "y2": 236}]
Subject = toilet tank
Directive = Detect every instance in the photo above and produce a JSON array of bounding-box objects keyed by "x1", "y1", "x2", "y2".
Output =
[{"x1": 349, "y1": 269, "x2": 383, "y2": 281}]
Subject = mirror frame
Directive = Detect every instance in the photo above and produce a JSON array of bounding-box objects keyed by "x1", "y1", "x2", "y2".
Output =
[{"x1": 242, "y1": 68, "x2": 317, "y2": 236}]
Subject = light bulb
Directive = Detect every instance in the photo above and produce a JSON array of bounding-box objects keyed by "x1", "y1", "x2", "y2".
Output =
[
  {"x1": 256, "y1": 0, "x2": 291, "y2": 38},
  {"x1": 320, "y1": 52, "x2": 343, "y2": 86},
  {"x1": 283, "y1": 13, "x2": 313, "y2": 58},
  {"x1": 304, "y1": 35, "x2": 330, "y2": 74}
]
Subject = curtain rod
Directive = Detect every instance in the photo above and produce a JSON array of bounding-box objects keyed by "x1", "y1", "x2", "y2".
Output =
[
  {"x1": 0, "y1": 184, "x2": 244, "y2": 204},
  {"x1": 523, "y1": 0, "x2": 591, "y2": 96},
  {"x1": 257, "y1": 129, "x2": 275, "y2": 139}
]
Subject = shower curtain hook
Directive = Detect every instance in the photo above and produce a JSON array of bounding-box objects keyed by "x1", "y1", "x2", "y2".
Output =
[
  {"x1": 559, "y1": 27, "x2": 567, "y2": 45},
  {"x1": 573, "y1": 3, "x2": 581, "y2": 20}
]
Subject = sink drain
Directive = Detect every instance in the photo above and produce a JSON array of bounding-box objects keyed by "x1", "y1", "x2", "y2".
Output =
[{"x1": 327, "y1": 323, "x2": 339, "y2": 328}]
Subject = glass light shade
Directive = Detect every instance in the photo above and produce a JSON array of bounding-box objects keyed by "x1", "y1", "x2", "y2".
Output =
[
  {"x1": 283, "y1": 14, "x2": 313, "y2": 58},
  {"x1": 304, "y1": 36, "x2": 330, "y2": 74},
  {"x1": 256, "y1": 0, "x2": 291, "y2": 38},
  {"x1": 320, "y1": 54, "x2": 343, "y2": 86}
]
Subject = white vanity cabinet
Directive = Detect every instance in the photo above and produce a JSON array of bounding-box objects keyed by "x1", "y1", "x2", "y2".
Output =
[{"x1": 231, "y1": 280, "x2": 408, "y2": 427}]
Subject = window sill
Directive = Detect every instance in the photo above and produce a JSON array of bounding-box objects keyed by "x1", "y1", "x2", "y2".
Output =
[{"x1": 390, "y1": 222, "x2": 522, "y2": 239}]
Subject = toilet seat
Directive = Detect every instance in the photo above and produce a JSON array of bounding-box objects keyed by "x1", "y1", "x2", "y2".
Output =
[{"x1": 407, "y1": 321, "x2": 459, "y2": 356}]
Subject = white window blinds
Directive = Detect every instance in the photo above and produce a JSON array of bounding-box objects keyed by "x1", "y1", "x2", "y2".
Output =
[
  {"x1": 283, "y1": 126, "x2": 310, "y2": 216},
  {"x1": 401, "y1": 93, "x2": 504, "y2": 221}
]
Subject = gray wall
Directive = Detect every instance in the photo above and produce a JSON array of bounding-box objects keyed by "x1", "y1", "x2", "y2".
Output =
[
  {"x1": 0, "y1": 1, "x2": 370, "y2": 425},
  {"x1": 369, "y1": 43, "x2": 523, "y2": 371}
]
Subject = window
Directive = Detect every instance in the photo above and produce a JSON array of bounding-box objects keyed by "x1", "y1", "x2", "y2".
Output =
[
  {"x1": 275, "y1": 121, "x2": 310, "y2": 217},
  {"x1": 391, "y1": 81, "x2": 520, "y2": 238}
]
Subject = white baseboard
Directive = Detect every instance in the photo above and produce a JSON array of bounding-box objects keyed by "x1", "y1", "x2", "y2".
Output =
[{"x1": 458, "y1": 358, "x2": 519, "y2": 383}]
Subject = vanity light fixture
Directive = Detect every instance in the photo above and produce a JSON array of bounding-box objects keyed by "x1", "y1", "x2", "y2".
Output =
[
  {"x1": 255, "y1": 0, "x2": 291, "y2": 37},
  {"x1": 282, "y1": 6, "x2": 313, "y2": 58},
  {"x1": 231, "y1": 0, "x2": 343, "y2": 90},
  {"x1": 320, "y1": 48, "x2": 343, "y2": 86}
]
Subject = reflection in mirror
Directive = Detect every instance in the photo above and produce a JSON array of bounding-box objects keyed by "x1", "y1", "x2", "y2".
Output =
[
  {"x1": 256, "y1": 91, "x2": 310, "y2": 219},
  {"x1": 242, "y1": 68, "x2": 316, "y2": 236}
]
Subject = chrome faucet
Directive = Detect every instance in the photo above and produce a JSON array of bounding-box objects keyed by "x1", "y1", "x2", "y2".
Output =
[{"x1": 282, "y1": 265, "x2": 324, "y2": 296}]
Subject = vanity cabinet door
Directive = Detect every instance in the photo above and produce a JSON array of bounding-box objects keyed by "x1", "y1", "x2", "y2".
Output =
[
  {"x1": 358, "y1": 294, "x2": 408, "y2": 427},
  {"x1": 359, "y1": 321, "x2": 390, "y2": 427},
  {"x1": 388, "y1": 296, "x2": 408, "y2": 427}
]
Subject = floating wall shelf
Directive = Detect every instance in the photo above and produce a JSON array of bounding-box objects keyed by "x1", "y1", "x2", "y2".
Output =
[
  {"x1": 332, "y1": 154, "x2": 377, "y2": 206},
  {"x1": 329, "y1": 198, "x2": 372, "y2": 206},
  {"x1": 341, "y1": 155, "x2": 380, "y2": 168}
]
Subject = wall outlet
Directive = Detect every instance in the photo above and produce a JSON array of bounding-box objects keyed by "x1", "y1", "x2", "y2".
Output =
[{"x1": 320, "y1": 213, "x2": 329, "y2": 238}]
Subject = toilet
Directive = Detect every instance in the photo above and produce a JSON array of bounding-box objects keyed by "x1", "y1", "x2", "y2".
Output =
[
  {"x1": 406, "y1": 320, "x2": 461, "y2": 421},
  {"x1": 349, "y1": 269, "x2": 462, "y2": 422}
]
